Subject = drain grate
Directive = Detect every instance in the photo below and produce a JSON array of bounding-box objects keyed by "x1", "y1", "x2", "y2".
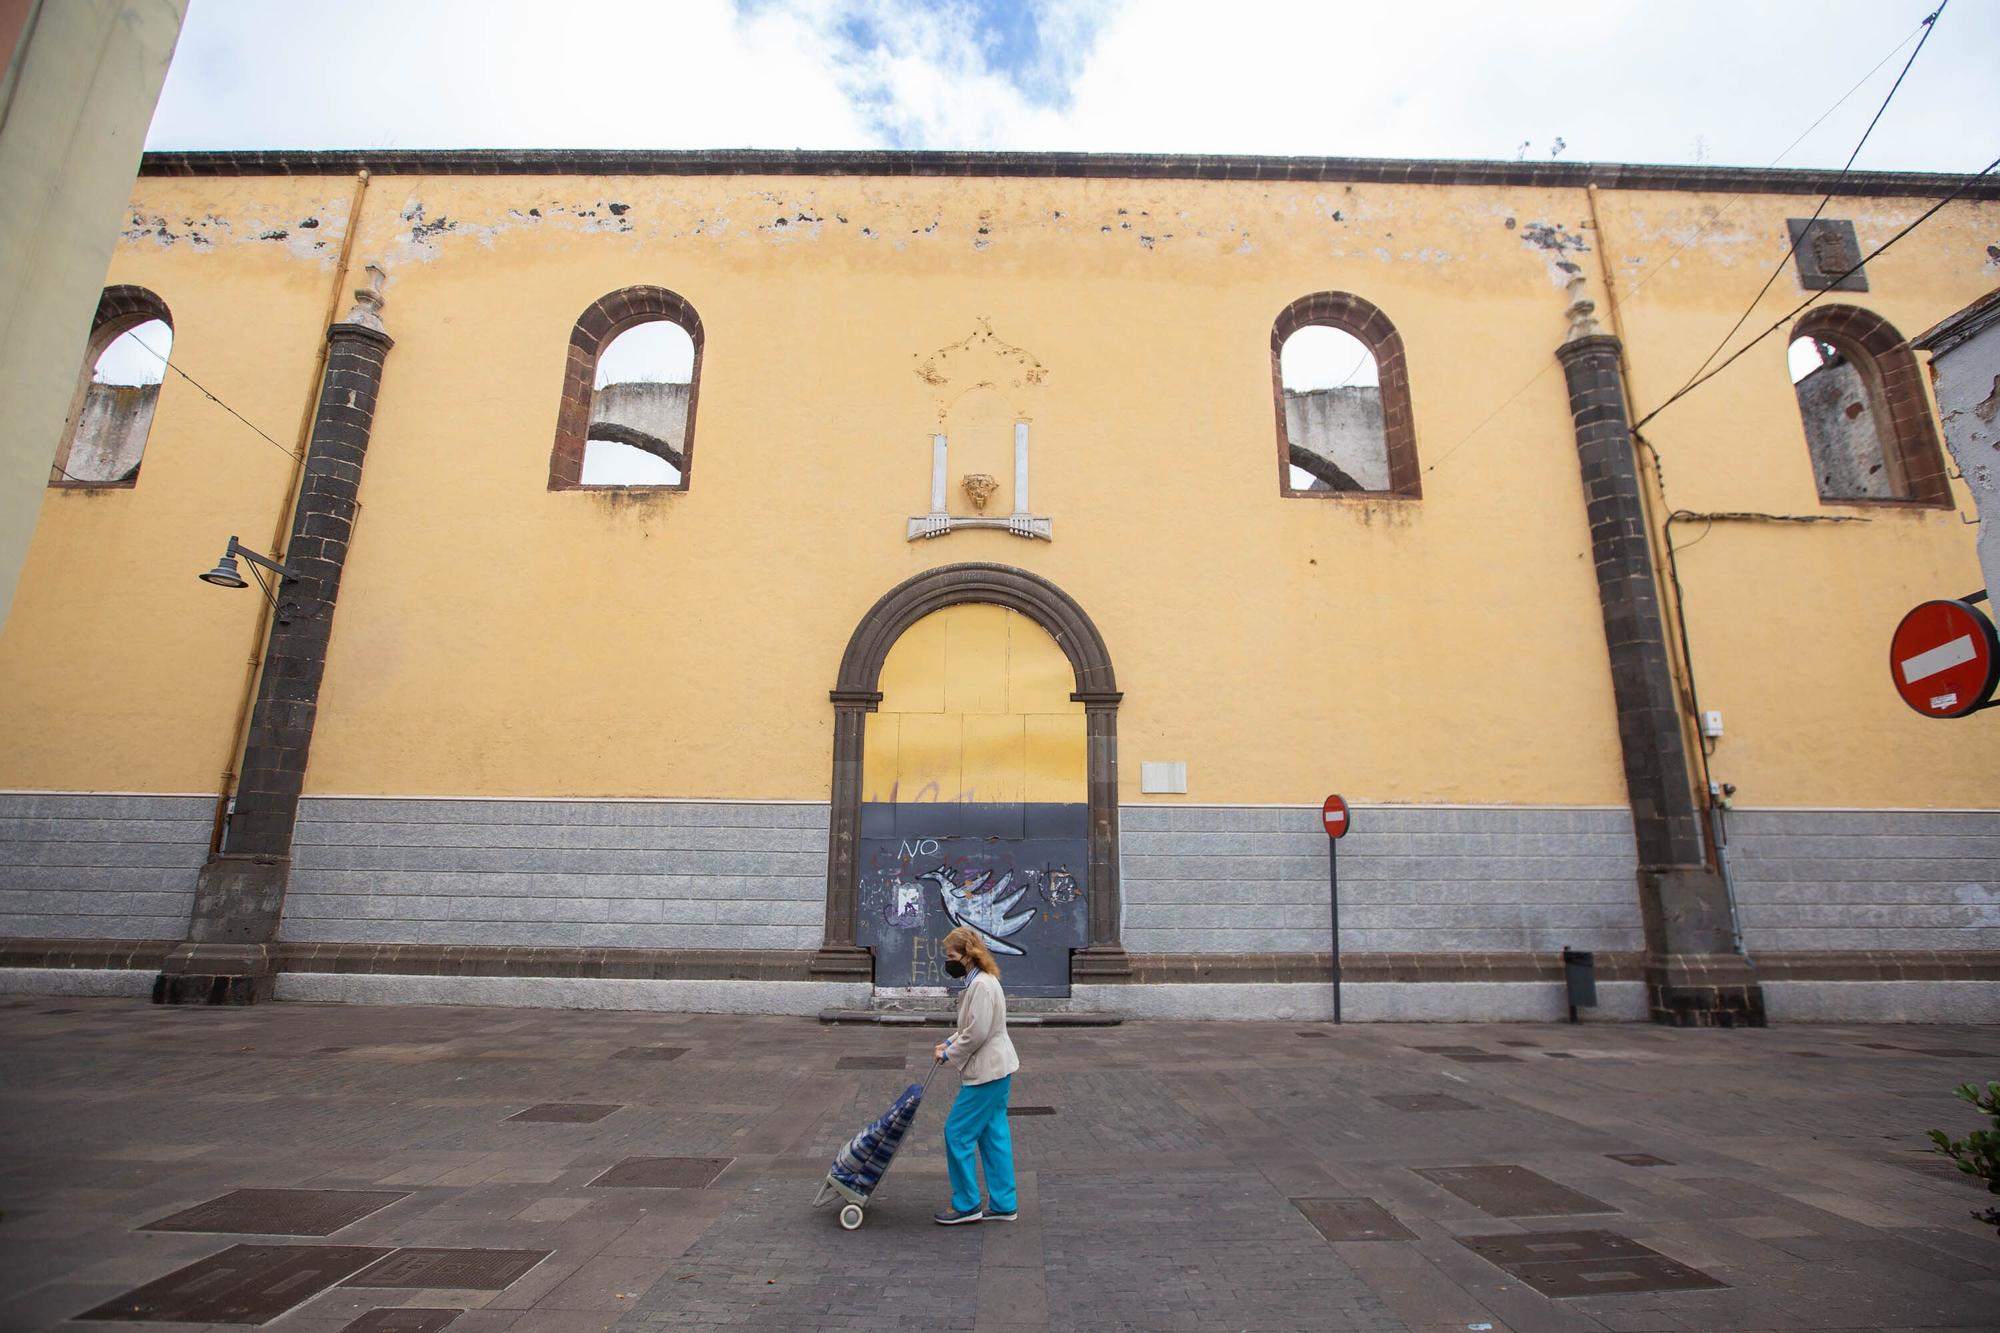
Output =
[
  {"x1": 1292, "y1": 1197, "x2": 1416, "y2": 1242},
  {"x1": 340, "y1": 1310, "x2": 462, "y2": 1333},
  {"x1": 344, "y1": 1249, "x2": 550, "y2": 1292},
  {"x1": 506, "y1": 1103, "x2": 622, "y2": 1124},
  {"x1": 1606, "y1": 1152, "x2": 1674, "y2": 1167},
  {"x1": 590, "y1": 1156, "x2": 733, "y2": 1189},
  {"x1": 1459, "y1": 1229, "x2": 1724, "y2": 1297},
  {"x1": 1376, "y1": 1094, "x2": 1480, "y2": 1112},
  {"x1": 836, "y1": 1055, "x2": 907, "y2": 1070},
  {"x1": 79, "y1": 1244, "x2": 390, "y2": 1323},
  {"x1": 611, "y1": 1046, "x2": 688, "y2": 1062},
  {"x1": 1009, "y1": 1106, "x2": 1056, "y2": 1116},
  {"x1": 1414, "y1": 1165, "x2": 1617, "y2": 1218},
  {"x1": 142, "y1": 1189, "x2": 409, "y2": 1237}
]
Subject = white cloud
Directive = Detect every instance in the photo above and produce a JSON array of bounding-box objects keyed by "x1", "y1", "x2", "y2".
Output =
[{"x1": 148, "y1": 0, "x2": 2000, "y2": 173}]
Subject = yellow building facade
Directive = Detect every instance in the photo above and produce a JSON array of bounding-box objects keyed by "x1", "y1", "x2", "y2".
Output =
[{"x1": 0, "y1": 150, "x2": 1994, "y2": 1022}]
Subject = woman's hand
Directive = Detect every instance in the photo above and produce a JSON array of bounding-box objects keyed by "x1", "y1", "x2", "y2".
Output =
[{"x1": 934, "y1": 1042, "x2": 948, "y2": 1062}]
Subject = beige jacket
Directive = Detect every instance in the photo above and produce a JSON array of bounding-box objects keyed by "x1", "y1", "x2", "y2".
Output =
[{"x1": 945, "y1": 967, "x2": 1020, "y2": 1085}]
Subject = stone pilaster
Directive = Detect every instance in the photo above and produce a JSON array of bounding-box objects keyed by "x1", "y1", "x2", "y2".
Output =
[
  {"x1": 156, "y1": 275, "x2": 392, "y2": 1005},
  {"x1": 809, "y1": 692, "x2": 878, "y2": 979},
  {"x1": 1556, "y1": 328, "x2": 1763, "y2": 1027},
  {"x1": 1071, "y1": 690, "x2": 1130, "y2": 977}
]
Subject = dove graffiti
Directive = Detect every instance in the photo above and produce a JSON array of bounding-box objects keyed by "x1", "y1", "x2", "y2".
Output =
[{"x1": 922, "y1": 866, "x2": 1037, "y2": 956}]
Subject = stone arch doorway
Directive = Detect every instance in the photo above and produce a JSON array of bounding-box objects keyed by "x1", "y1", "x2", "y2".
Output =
[{"x1": 811, "y1": 564, "x2": 1128, "y2": 986}]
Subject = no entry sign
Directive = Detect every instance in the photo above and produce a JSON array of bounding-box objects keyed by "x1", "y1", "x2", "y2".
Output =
[
  {"x1": 1890, "y1": 598, "x2": 1999, "y2": 719},
  {"x1": 1321, "y1": 794, "x2": 1351, "y2": 839}
]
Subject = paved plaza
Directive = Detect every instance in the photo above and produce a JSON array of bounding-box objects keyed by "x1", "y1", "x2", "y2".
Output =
[{"x1": 1, "y1": 997, "x2": 1996, "y2": 1332}]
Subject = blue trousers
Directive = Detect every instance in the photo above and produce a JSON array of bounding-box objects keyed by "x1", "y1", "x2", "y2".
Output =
[{"x1": 943, "y1": 1074, "x2": 1016, "y2": 1213}]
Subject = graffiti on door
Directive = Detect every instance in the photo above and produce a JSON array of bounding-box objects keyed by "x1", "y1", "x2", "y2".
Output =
[{"x1": 858, "y1": 805, "x2": 1087, "y2": 997}]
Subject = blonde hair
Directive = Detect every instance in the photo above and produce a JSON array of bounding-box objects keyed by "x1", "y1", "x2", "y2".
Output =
[{"x1": 943, "y1": 926, "x2": 1001, "y2": 979}]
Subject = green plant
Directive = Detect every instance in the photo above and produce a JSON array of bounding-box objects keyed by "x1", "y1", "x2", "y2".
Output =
[{"x1": 1927, "y1": 1081, "x2": 2000, "y2": 1234}]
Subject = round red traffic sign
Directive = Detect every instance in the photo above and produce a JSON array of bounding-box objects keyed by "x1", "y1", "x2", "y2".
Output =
[
  {"x1": 1889, "y1": 599, "x2": 1999, "y2": 719},
  {"x1": 1321, "y1": 794, "x2": 1351, "y2": 839}
]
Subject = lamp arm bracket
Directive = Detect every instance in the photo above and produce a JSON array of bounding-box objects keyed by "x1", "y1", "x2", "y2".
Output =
[{"x1": 227, "y1": 537, "x2": 305, "y2": 582}]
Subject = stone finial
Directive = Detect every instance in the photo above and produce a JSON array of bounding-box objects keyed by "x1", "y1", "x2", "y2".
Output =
[
  {"x1": 1561, "y1": 264, "x2": 1602, "y2": 342},
  {"x1": 961, "y1": 473, "x2": 999, "y2": 512},
  {"x1": 343, "y1": 264, "x2": 388, "y2": 333}
]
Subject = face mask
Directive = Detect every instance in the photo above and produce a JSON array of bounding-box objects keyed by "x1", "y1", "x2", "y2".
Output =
[{"x1": 944, "y1": 958, "x2": 968, "y2": 978}]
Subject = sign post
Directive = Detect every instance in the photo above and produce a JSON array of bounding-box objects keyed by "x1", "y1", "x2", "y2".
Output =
[
  {"x1": 1321, "y1": 795, "x2": 1350, "y2": 1024},
  {"x1": 1889, "y1": 594, "x2": 1998, "y2": 719}
]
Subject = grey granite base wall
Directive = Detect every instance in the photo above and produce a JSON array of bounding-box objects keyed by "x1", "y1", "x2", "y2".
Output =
[
  {"x1": 1727, "y1": 809, "x2": 2000, "y2": 953},
  {"x1": 1119, "y1": 804, "x2": 1644, "y2": 955},
  {"x1": 285, "y1": 798, "x2": 831, "y2": 949},
  {"x1": 0, "y1": 793, "x2": 211, "y2": 939}
]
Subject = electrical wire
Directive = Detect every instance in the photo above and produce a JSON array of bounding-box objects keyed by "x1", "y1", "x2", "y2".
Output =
[
  {"x1": 122, "y1": 330, "x2": 302, "y2": 465},
  {"x1": 1420, "y1": 10, "x2": 1949, "y2": 481},
  {"x1": 1632, "y1": 151, "x2": 2000, "y2": 430},
  {"x1": 1663, "y1": 2, "x2": 1949, "y2": 400},
  {"x1": 1615, "y1": 14, "x2": 1930, "y2": 310}
]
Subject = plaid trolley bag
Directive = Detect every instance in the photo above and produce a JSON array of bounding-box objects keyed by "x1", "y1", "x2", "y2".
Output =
[{"x1": 813, "y1": 1050, "x2": 950, "y2": 1230}]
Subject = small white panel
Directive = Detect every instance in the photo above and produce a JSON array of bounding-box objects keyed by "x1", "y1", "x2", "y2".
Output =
[
  {"x1": 1140, "y1": 761, "x2": 1188, "y2": 795},
  {"x1": 1701, "y1": 710, "x2": 1724, "y2": 738}
]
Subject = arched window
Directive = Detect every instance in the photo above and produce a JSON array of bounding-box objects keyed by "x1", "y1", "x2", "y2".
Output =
[
  {"x1": 549, "y1": 286, "x2": 703, "y2": 490},
  {"x1": 1272, "y1": 291, "x2": 1419, "y2": 498},
  {"x1": 1787, "y1": 304, "x2": 1948, "y2": 506},
  {"x1": 52, "y1": 286, "x2": 173, "y2": 487}
]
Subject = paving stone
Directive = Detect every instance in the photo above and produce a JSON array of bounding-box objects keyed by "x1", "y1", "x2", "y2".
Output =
[{"x1": 8, "y1": 1000, "x2": 2000, "y2": 1332}]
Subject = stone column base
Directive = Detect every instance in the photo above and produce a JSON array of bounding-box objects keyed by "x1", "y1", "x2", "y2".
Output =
[
  {"x1": 807, "y1": 944, "x2": 874, "y2": 980},
  {"x1": 1645, "y1": 952, "x2": 1765, "y2": 1027},
  {"x1": 153, "y1": 943, "x2": 275, "y2": 1006},
  {"x1": 1070, "y1": 944, "x2": 1133, "y2": 979}
]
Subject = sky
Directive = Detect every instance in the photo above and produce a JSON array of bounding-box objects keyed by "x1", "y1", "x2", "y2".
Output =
[{"x1": 146, "y1": 0, "x2": 1999, "y2": 174}]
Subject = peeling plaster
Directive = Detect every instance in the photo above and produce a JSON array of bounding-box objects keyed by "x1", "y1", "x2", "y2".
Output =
[{"x1": 120, "y1": 196, "x2": 352, "y2": 265}]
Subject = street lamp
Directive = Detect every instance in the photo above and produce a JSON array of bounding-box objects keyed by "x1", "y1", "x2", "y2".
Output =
[{"x1": 198, "y1": 536, "x2": 304, "y2": 623}]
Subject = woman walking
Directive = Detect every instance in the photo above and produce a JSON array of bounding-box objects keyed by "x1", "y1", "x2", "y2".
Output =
[{"x1": 932, "y1": 925, "x2": 1020, "y2": 1225}]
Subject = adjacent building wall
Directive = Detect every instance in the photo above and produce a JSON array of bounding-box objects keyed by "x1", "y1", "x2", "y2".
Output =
[{"x1": 0, "y1": 0, "x2": 186, "y2": 629}]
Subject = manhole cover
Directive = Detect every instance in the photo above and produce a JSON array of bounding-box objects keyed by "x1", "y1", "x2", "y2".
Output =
[
  {"x1": 340, "y1": 1311, "x2": 461, "y2": 1333},
  {"x1": 1500, "y1": 1040, "x2": 1539, "y2": 1048},
  {"x1": 1295, "y1": 1030, "x2": 1329, "y2": 1039},
  {"x1": 319, "y1": 1046, "x2": 352, "y2": 1054},
  {"x1": 1514, "y1": 1255, "x2": 1727, "y2": 1297},
  {"x1": 1408, "y1": 1045, "x2": 1485, "y2": 1053},
  {"x1": 1009, "y1": 1106, "x2": 1056, "y2": 1116},
  {"x1": 78, "y1": 1244, "x2": 390, "y2": 1323},
  {"x1": 1606, "y1": 1153, "x2": 1674, "y2": 1167},
  {"x1": 1787, "y1": 1051, "x2": 1828, "y2": 1058},
  {"x1": 1859, "y1": 1042, "x2": 1907, "y2": 1051},
  {"x1": 1459, "y1": 1230, "x2": 1649, "y2": 1264},
  {"x1": 1292, "y1": 1197, "x2": 1415, "y2": 1242},
  {"x1": 1414, "y1": 1165, "x2": 1617, "y2": 1218},
  {"x1": 1909, "y1": 1048, "x2": 1987, "y2": 1059},
  {"x1": 1376, "y1": 1094, "x2": 1480, "y2": 1112},
  {"x1": 41, "y1": 1008, "x2": 78, "y2": 1015},
  {"x1": 143, "y1": 1189, "x2": 409, "y2": 1236},
  {"x1": 344, "y1": 1249, "x2": 549, "y2": 1291},
  {"x1": 506, "y1": 1103, "x2": 622, "y2": 1124},
  {"x1": 1544, "y1": 1052, "x2": 1576, "y2": 1059},
  {"x1": 1457, "y1": 1230, "x2": 1726, "y2": 1298},
  {"x1": 836, "y1": 1056, "x2": 907, "y2": 1070},
  {"x1": 590, "y1": 1156, "x2": 732, "y2": 1188},
  {"x1": 611, "y1": 1046, "x2": 688, "y2": 1061},
  {"x1": 1442, "y1": 1052, "x2": 1522, "y2": 1064}
]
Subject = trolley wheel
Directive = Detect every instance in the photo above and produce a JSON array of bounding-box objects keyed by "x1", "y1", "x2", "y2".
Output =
[{"x1": 838, "y1": 1203, "x2": 865, "y2": 1231}]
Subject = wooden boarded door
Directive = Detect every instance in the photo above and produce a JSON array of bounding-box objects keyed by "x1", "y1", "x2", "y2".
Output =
[{"x1": 855, "y1": 603, "x2": 1088, "y2": 997}]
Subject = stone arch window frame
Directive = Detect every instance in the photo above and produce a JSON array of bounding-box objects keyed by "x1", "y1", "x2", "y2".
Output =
[
  {"x1": 547, "y1": 285, "x2": 704, "y2": 491},
  {"x1": 1272, "y1": 290, "x2": 1421, "y2": 499},
  {"x1": 51, "y1": 285, "x2": 175, "y2": 490},
  {"x1": 1788, "y1": 303, "x2": 1950, "y2": 508},
  {"x1": 812, "y1": 562, "x2": 1129, "y2": 979}
]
